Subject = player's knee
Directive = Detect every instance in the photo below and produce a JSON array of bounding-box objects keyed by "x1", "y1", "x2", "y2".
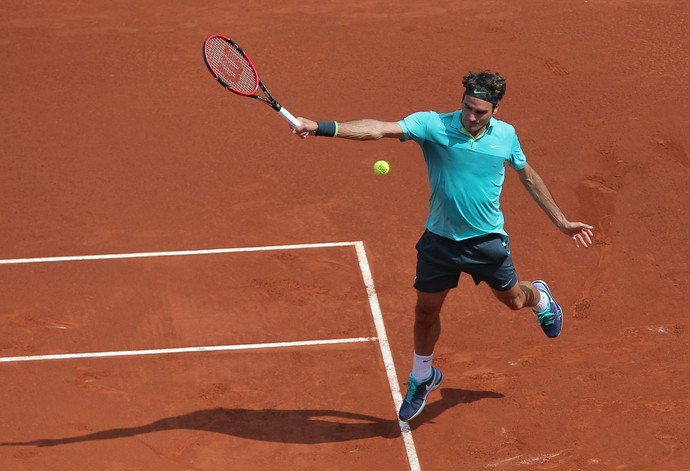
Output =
[
  {"x1": 414, "y1": 303, "x2": 441, "y2": 325},
  {"x1": 502, "y1": 294, "x2": 526, "y2": 311},
  {"x1": 414, "y1": 290, "x2": 448, "y2": 324}
]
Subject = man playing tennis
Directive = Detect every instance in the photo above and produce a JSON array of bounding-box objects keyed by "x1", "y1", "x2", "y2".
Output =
[{"x1": 293, "y1": 71, "x2": 594, "y2": 422}]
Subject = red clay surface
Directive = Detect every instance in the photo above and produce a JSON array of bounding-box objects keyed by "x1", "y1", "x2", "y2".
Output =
[{"x1": 1, "y1": 0, "x2": 689, "y2": 469}]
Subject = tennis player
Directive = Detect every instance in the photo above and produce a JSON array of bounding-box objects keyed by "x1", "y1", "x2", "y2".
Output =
[{"x1": 293, "y1": 71, "x2": 594, "y2": 422}]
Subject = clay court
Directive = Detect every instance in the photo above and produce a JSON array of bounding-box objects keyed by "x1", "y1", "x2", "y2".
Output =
[{"x1": 1, "y1": 1, "x2": 689, "y2": 469}]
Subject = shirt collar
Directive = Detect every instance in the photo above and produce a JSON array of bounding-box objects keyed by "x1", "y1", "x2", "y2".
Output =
[{"x1": 455, "y1": 112, "x2": 496, "y2": 139}]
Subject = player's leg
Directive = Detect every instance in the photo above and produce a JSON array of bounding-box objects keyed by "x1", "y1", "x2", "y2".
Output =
[
  {"x1": 411, "y1": 229, "x2": 460, "y2": 361},
  {"x1": 399, "y1": 291, "x2": 448, "y2": 422},
  {"x1": 491, "y1": 281, "x2": 563, "y2": 338},
  {"x1": 468, "y1": 234, "x2": 563, "y2": 338},
  {"x1": 491, "y1": 281, "x2": 539, "y2": 310},
  {"x1": 399, "y1": 230, "x2": 457, "y2": 422},
  {"x1": 398, "y1": 290, "x2": 447, "y2": 422},
  {"x1": 414, "y1": 288, "x2": 449, "y2": 356}
]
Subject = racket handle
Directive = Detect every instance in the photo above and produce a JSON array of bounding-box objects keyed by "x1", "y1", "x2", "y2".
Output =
[{"x1": 278, "y1": 106, "x2": 301, "y2": 129}]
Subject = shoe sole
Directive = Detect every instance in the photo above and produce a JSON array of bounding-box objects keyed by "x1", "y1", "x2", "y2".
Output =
[
  {"x1": 399, "y1": 371, "x2": 444, "y2": 422},
  {"x1": 534, "y1": 279, "x2": 563, "y2": 338}
]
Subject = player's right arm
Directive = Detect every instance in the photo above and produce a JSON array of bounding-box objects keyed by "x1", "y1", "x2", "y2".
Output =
[{"x1": 294, "y1": 118, "x2": 403, "y2": 140}]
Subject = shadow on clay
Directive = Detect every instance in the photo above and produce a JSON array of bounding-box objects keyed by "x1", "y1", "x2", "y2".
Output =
[{"x1": 0, "y1": 388, "x2": 503, "y2": 446}]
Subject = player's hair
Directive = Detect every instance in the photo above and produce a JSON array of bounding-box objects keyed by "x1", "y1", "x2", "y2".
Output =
[{"x1": 462, "y1": 71, "x2": 506, "y2": 106}]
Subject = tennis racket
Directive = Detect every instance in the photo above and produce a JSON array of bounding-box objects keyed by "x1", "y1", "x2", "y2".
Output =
[{"x1": 202, "y1": 35, "x2": 300, "y2": 128}]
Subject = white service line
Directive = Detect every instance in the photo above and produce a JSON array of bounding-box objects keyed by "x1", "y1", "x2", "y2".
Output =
[
  {"x1": 0, "y1": 241, "x2": 358, "y2": 265},
  {"x1": 0, "y1": 337, "x2": 377, "y2": 363}
]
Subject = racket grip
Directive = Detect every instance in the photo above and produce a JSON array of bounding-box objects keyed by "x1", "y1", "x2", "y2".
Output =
[{"x1": 278, "y1": 107, "x2": 301, "y2": 129}]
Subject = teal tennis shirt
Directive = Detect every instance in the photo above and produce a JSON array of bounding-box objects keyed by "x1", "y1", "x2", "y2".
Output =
[{"x1": 399, "y1": 110, "x2": 527, "y2": 241}]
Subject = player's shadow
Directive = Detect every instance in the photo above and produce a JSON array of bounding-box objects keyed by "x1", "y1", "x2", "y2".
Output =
[
  {"x1": 410, "y1": 387, "x2": 505, "y2": 429},
  {"x1": 0, "y1": 388, "x2": 503, "y2": 447}
]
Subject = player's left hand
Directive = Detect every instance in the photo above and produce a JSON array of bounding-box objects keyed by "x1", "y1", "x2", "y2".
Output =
[{"x1": 561, "y1": 222, "x2": 594, "y2": 248}]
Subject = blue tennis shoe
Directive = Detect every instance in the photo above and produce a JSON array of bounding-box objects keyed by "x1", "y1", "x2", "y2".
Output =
[
  {"x1": 532, "y1": 280, "x2": 563, "y2": 338},
  {"x1": 398, "y1": 367, "x2": 444, "y2": 422}
]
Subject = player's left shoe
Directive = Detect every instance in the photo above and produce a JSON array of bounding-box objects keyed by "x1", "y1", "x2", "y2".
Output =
[{"x1": 532, "y1": 280, "x2": 563, "y2": 338}]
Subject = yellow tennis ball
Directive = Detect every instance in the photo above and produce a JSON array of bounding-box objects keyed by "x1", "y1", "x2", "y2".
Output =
[{"x1": 373, "y1": 160, "x2": 390, "y2": 175}]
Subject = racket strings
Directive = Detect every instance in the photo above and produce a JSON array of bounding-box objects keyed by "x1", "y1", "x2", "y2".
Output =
[{"x1": 205, "y1": 38, "x2": 258, "y2": 94}]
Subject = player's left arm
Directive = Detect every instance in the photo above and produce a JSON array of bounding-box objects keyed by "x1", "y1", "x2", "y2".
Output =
[{"x1": 517, "y1": 163, "x2": 594, "y2": 248}]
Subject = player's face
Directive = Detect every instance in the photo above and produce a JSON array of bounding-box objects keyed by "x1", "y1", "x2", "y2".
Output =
[{"x1": 461, "y1": 95, "x2": 496, "y2": 136}]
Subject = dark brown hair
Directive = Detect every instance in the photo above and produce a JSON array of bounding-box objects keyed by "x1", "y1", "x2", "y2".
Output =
[{"x1": 462, "y1": 71, "x2": 506, "y2": 106}]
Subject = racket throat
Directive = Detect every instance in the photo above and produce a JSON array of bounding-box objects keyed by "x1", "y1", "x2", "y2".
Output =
[{"x1": 269, "y1": 99, "x2": 283, "y2": 112}]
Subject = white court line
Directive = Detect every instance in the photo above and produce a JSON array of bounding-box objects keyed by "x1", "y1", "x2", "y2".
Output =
[
  {"x1": 0, "y1": 337, "x2": 377, "y2": 363},
  {"x1": 0, "y1": 241, "x2": 357, "y2": 265},
  {"x1": 354, "y1": 241, "x2": 420, "y2": 471},
  {"x1": 0, "y1": 240, "x2": 421, "y2": 471}
]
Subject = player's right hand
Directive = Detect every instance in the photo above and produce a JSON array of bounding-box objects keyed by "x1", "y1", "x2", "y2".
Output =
[{"x1": 293, "y1": 117, "x2": 318, "y2": 139}]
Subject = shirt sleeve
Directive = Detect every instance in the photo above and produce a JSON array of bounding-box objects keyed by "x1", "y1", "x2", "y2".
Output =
[
  {"x1": 398, "y1": 111, "x2": 431, "y2": 144},
  {"x1": 508, "y1": 132, "x2": 527, "y2": 170}
]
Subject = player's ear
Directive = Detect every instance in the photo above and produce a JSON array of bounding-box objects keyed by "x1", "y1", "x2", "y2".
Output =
[{"x1": 492, "y1": 104, "x2": 499, "y2": 115}]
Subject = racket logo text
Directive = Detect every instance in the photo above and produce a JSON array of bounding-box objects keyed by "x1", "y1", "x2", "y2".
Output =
[{"x1": 220, "y1": 59, "x2": 244, "y2": 83}]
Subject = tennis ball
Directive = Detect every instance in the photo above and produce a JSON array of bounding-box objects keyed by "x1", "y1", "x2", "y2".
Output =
[{"x1": 373, "y1": 160, "x2": 390, "y2": 175}]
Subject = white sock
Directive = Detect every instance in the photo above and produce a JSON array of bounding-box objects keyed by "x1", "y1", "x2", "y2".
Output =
[
  {"x1": 533, "y1": 290, "x2": 549, "y2": 313},
  {"x1": 411, "y1": 352, "x2": 434, "y2": 381}
]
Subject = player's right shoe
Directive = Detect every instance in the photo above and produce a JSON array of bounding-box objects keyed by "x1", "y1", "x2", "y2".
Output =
[
  {"x1": 532, "y1": 280, "x2": 563, "y2": 338},
  {"x1": 398, "y1": 367, "x2": 444, "y2": 422}
]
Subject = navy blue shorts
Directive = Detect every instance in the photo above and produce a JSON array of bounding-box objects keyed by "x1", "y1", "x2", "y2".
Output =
[{"x1": 414, "y1": 229, "x2": 518, "y2": 293}]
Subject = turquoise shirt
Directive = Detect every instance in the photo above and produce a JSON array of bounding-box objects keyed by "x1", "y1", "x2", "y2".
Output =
[{"x1": 399, "y1": 110, "x2": 527, "y2": 241}]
